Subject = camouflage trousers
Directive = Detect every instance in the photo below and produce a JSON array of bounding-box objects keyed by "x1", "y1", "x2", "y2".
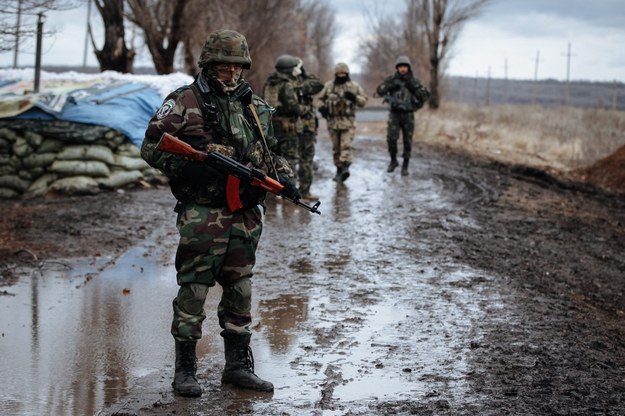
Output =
[
  {"x1": 328, "y1": 127, "x2": 355, "y2": 166},
  {"x1": 298, "y1": 129, "x2": 317, "y2": 194},
  {"x1": 275, "y1": 130, "x2": 300, "y2": 181},
  {"x1": 171, "y1": 203, "x2": 263, "y2": 341},
  {"x1": 387, "y1": 111, "x2": 415, "y2": 160}
]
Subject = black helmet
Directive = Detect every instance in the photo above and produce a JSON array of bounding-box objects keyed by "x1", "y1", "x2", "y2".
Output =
[{"x1": 275, "y1": 54, "x2": 299, "y2": 71}]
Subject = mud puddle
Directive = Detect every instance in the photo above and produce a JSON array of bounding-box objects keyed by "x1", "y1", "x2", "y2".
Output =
[{"x1": 0, "y1": 127, "x2": 507, "y2": 415}]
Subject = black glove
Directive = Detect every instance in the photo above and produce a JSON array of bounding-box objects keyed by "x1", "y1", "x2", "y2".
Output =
[
  {"x1": 388, "y1": 79, "x2": 403, "y2": 92},
  {"x1": 279, "y1": 177, "x2": 301, "y2": 200},
  {"x1": 343, "y1": 91, "x2": 357, "y2": 102},
  {"x1": 181, "y1": 161, "x2": 224, "y2": 184}
]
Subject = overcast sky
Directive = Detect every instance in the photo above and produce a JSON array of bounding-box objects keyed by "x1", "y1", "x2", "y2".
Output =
[{"x1": 1, "y1": 0, "x2": 624, "y2": 82}]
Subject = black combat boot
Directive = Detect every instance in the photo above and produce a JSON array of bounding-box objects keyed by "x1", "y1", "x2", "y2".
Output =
[
  {"x1": 401, "y1": 158, "x2": 409, "y2": 176},
  {"x1": 221, "y1": 333, "x2": 274, "y2": 392},
  {"x1": 333, "y1": 165, "x2": 342, "y2": 181},
  {"x1": 340, "y1": 162, "x2": 351, "y2": 181},
  {"x1": 387, "y1": 157, "x2": 399, "y2": 172},
  {"x1": 173, "y1": 340, "x2": 202, "y2": 397}
]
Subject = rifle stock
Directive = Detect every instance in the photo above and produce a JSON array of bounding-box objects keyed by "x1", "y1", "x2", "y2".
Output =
[{"x1": 156, "y1": 133, "x2": 321, "y2": 215}]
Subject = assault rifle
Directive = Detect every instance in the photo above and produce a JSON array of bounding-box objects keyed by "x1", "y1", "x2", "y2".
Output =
[{"x1": 156, "y1": 132, "x2": 321, "y2": 215}]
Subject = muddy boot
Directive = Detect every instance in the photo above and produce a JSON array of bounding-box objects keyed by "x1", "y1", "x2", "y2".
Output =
[
  {"x1": 387, "y1": 158, "x2": 399, "y2": 172},
  {"x1": 340, "y1": 162, "x2": 351, "y2": 181},
  {"x1": 401, "y1": 158, "x2": 409, "y2": 176},
  {"x1": 221, "y1": 333, "x2": 274, "y2": 392},
  {"x1": 173, "y1": 340, "x2": 202, "y2": 397}
]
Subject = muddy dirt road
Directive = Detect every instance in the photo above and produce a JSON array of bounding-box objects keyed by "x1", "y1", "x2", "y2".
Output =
[{"x1": 1, "y1": 117, "x2": 625, "y2": 415}]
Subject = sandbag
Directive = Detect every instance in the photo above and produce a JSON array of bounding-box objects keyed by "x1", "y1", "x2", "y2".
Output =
[
  {"x1": 57, "y1": 144, "x2": 115, "y2": 165},
  {"x1": 113, "y1": 154, "x2": 150, "y2": 171},
  {"x1": 0, "y1": 174, "x2": 31, "y2": 192},
  {"x1": 97, "y1": 170, "x2": 143, "y2": 189},
  {"x1": 49, "y1": 160, "x2": 110, "y2": 177},
  {"x1": 47, "y1": 176, "x2": 99, "y2": 195}
]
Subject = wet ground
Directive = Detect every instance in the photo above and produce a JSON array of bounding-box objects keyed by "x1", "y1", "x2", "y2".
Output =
[{"x1": 1, "y1": 113, "x2": 625, "y2": 415}]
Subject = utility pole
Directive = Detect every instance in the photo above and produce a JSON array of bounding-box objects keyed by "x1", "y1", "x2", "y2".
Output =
[
  {"x1": 13, "y1": 0, "x2": 23, "y2": 68},
  {"x1": 503, "y1": 58, "x2": 509, "y2": 104},
  {"x1": 563, "y1": 43, "x2": 575, "y2": 106},
  {"x1": 83, "y1": 0, "x2": 92, "y2": 68},
  {"x1": 532, "y1": 50, "x2": 541, "y2": 104},
  {"x1": 34, "y1": 13, "x2": 44, "y2": 93},
  {"x1": 486, "y1": 66, "x2": 491, "y2": 106}
]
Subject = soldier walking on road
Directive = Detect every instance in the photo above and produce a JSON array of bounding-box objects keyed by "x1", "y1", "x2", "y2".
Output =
[
  {"x1": 316, "y1": 62, "x2": 367, "y2": 182},
  {"x1": 376, "y1": 55, "x2": 430, "y2": 176},
  {"x1": 141, "y1": 30, "x2": 300, "y2": 397},
  {"x1": 263, "y1": 54, "x2": 304, "y2": 184},
  {"x1": 294, "y1": 58, "x2": 323, "y2": 200}
]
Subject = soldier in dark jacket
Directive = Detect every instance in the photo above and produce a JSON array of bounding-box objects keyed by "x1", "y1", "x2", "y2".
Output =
[
  {"x1": 376, "y1": 55, "x2": 430, "y2": 176},
  {"x1": 141, "y1": 30, "x2": 299, "y2": 397}
]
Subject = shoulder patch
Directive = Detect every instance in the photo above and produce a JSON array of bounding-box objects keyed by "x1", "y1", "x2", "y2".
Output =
[{"x1": 156, "y1": 99, "x2": 176, "y2": 120}]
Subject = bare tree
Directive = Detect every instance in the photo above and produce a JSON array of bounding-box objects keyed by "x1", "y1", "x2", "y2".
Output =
[
  {"x1": 0, "y1": 0, "x2": 77, "y2": 65},
  {"x1": 91, "y1": 0, "x2": 135, "y2": 73},
  {"x1": 409, "y1": 0, "x2": 492, "y2": 109},
  {"x1": 360, "y1": 15, "x2": 405, "y2": 92},
  {"x1": 125, "y1": 0, "x2": 189, "y2": 75},
  {"x1": 299, "y1": 0, "x2": 337, "y2": 81}
]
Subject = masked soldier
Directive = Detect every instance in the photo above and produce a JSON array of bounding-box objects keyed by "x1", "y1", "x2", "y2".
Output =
[
  {"x1": 316, "y1": 62, "x2": 368, "y2": 182},
  {"x1": 294, "y1": 58, "x2": 323, "y2": 200},
  {"x1": 262, "y1": 54, "x2": 304, "y2": 185},
  {"x1": 141, "y1": 29, "x2": 300, "y2": 397},
  {"x1": 376, "y1": 55, "x2": 430, "y2": 176}
]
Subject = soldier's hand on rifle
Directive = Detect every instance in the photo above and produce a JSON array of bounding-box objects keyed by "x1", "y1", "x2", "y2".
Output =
[
  {"x1": 279, "y1": 177, "x2": 301, "y2": 200},
  {"x1": 343, "y1": 91, "x2": 357, "y2": 102},
  {"x1": 181, "y1": 161, "x2": 225, "y2": 184}
]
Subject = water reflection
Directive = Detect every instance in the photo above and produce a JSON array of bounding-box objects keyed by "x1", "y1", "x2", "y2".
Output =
[
  {"x1": 257, "y1": 294, "x2": 309, "y2": 353},
  {"x1": 0, "y1": 247, "x2": 177, "y2": 416}
]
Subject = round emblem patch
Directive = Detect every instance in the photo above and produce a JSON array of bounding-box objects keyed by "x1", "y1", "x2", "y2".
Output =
[{"x1": 156, "y1": 99, "x2": 175, "y2": 120}]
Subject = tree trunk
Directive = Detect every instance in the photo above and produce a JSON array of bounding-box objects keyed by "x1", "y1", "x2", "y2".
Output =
[{"x1": 92, "y1": 0, "x2": 134, "y2": 73}]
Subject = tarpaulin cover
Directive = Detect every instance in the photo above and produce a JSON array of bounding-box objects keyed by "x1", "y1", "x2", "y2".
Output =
[{"x1": 0, "y1": 78, "x2": 162, "y2": 147}]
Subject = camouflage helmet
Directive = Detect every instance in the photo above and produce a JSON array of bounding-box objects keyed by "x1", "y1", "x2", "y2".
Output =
[
  {"x1": 198, "y1": 29, "x2": 252, "y2": 69},
  {"x1": 334, "y1": 62, "x2": 350, "y2": 74},
  {"x1": 395, "y1": 55, "x2": 412, "y2": 69},
  {"x1": 275, "y1": 54, "x2": 299, "y2": 71}
]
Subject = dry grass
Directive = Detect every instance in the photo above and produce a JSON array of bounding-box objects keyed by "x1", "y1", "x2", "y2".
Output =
[{"x1": 405, "y1": 103, "x2": 625, "y2": 175}]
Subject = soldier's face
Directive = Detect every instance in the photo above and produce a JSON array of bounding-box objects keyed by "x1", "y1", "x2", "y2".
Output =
[
  {"x1": 397, "y1": 65, "x2": 409, "y2": 75},
  {"x1": 215, "y1": 63, "x2": 243, "y2": 84}
]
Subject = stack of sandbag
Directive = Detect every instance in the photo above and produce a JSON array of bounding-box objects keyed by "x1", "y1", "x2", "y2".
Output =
[{"x1": 0, "y1": 120, "x2": 162, "y2": 198}]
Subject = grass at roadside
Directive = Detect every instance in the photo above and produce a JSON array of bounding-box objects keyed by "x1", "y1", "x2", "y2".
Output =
[{"x1": 362, "y1": 101, "x2": 625, "y2": 193}]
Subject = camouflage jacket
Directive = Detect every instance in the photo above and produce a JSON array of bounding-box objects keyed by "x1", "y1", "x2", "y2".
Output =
[
  {"x1": 316, "y1": 79, "x2": 367, "y2": 130},
  {"x1": 141, "y1": 74, "x2": 293, "y2": 208},
  {"x1": 262, "y1": 71, "x2": 303, "y2": 133},
  {"x1": 295, "y1": 72, "x2": 324, "y2": 132},
  {"x1": 376, "y1": 72, "x2": 430, "y2": 113}
]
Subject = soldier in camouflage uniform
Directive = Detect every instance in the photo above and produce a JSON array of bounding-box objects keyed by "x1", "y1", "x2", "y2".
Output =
[
  {"x1": 294, "y1": 58, "x2": 323, "y2": 200},
  {"x1": 316, "y1": 62, "x2": 368, "y2": 182},
  {"x1": 262, "y1": 54, "x2": 304, "y2": 185},
  {"x1": 376, "y1": 55, "x2": 430, "y2": 176},
  {"x1": 141, "y1": 29, "x2": 299, "y2": 397}
]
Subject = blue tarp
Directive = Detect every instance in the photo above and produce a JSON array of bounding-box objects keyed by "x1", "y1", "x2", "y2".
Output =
[{"x1": 0, "y1": 79, "x2": 162, "y2": 147}]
